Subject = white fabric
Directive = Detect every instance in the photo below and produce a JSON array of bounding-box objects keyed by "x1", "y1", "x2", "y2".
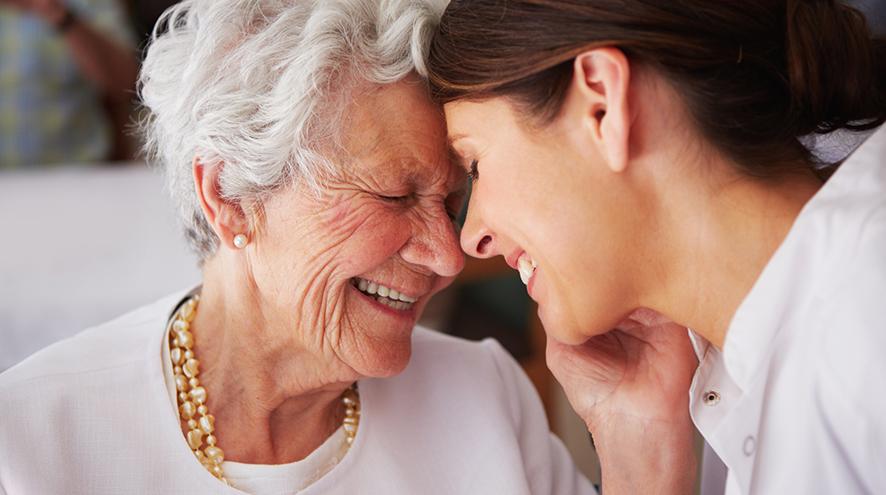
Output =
[
  {"x1": 221, "y1": 430, "x2": 347, "y2": 495},
  {"x1": 0, "y1": 290, "x2": 595, "y2": 495},
  {"x1": 159, "y1": 313, "x2": 348, "y2": 495},
  {"x1": 689, "y1": 125, "x2": 886, "y2": 495},
  {"x1": 0, "y1": 164, "x2": 201, "y2": 372}
]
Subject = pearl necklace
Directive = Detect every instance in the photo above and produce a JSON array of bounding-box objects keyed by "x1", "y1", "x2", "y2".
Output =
[{"x1": 168, "y1": 295, "x2": 361, "y2": 483}]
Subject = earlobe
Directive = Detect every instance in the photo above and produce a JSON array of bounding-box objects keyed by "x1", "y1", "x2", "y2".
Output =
[
  {"x1": 192, "y1": 157, "x2": 251, "y2": 250},
  {"x1": 573, "y1": 48, "x2": 632, "y2": 174}
]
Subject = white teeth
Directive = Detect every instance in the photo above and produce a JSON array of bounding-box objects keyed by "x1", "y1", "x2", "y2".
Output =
[
  {"x1": 353, "y1": 278, "x2": 418, "y2": 304},
  {"x1": 378, "y1": 298, "x2": 411, "y2": 311},
  {"x1": 517, "y1": 255, "x2": 537, "y2": 286}
]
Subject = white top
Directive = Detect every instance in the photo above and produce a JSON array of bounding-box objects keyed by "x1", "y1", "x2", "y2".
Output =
[
  {"x1": 220, "y1": 430, "x2": 346, "y2": 495},
  {"x1": 159, "y1": 318, "x2": 349, "y2": 494},
  {"x1": 0, "y1": 291, "x2": 595, "y2": 495},
  {"x1": 690, "y1": 125, "x2": 886, "y2": 495}
]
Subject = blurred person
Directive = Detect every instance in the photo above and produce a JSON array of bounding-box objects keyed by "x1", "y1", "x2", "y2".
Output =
[
  {"x1": 429, "y1": 0, "x2": 886, "y2": 494},
  {"x1": 0, "y1": 0, "x2": 138, "y2": 168},
  {"x1": 0, "y1": 1, "x2": 596, "y2": 494}
]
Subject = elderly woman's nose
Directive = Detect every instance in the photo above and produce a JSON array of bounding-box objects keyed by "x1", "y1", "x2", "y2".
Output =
[
  {"x1": 460, "y1": 203, "x2": 497, "y2": 259},
  {"x1": 401, "y1": 207, "x2": 465, "y2": 277}
]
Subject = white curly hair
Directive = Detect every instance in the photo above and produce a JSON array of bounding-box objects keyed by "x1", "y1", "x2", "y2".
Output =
[{"x1": 139, "y1": 0, "x2": 448, "y2": 261}]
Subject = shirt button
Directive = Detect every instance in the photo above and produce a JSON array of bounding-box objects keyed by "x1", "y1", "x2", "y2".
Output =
[
  {"x1": 743, "y1": 435, "x2": 756, "y2": 456},
  {"x1": 702, "y1": 390, "x2": 721, "y2": 406}
]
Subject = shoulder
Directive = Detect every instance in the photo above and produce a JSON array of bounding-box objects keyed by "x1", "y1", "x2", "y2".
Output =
[
  {"x1": 383, "y1": 328, "x2": 595, "y2": 494},
  {"x1": 804, "y1": 126, "x2": 886, "y2": 262},
  {"x1": 0, "y1": 291, "x2": 186, "y2": 476},
  {"x1": 410, "y1": 327, "x2": 530, "y2": 393},
  {"x1": 0, "y1": 291, "x2": 198, "y2": 492},
  {"x1": 808, "y1": 205, "x2": 886, "y2": 425},
  {"x1": 0, "y1": 291, "x2": 184, "y2": 390},
  {"x1": 802, "y1": 153, "x2": 886, "y2": 347},
  {"x1": 386, "y1": 328, "x2": 538, "y2": 419},
  {"x1": 814, "y1": 204, "x2": 886, "y2": 341},
  {"x1": 401, "y1": 327, "x2": 545, "y2": 430},
  {"x1": 411, "y1": 325, "x2": 516, "y2": 365}
]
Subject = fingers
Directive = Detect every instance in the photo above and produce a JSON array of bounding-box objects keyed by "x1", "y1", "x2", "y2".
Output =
[{"x1": 620, "y1": 307, "x2": 679, "y2": 327}]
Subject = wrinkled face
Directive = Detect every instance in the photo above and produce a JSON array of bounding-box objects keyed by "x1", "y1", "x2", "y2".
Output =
[
  {"x1": 445, "y1": 97, "x2": 640, "y2": 345},
  {"x1": 250, "y1": 79, "x2": 466, "y2": 378}
]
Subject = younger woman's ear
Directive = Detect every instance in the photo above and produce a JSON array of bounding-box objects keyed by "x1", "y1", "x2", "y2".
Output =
[
  {"x1": 192, "y1": 157, "x2": 250, "y2": 250},
  {"x1": 572, "y1": 47, "x2": 632, "y2": 173}
]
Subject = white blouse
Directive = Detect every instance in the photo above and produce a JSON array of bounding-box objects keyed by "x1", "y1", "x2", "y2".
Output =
[
  {"x1": 690, "y1": 125, "x2": 886, "y2": 494},
  {"x1": 0, "y1": 291, "x2": 595, "y2": 495}
]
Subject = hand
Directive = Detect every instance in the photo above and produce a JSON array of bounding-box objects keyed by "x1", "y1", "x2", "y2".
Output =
[
  {"x1": 546, "y1": 308, "x2": 697, "y2": 430},
  {"x1": 546, "y1": 308, "x2": 698, "y2": 494},
  {"x1": 0, "y1": 0, "x2": 67, "y2": 27}
]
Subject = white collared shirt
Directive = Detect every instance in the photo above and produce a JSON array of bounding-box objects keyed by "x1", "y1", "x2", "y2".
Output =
[{"x1": 689, "y1": 125, "x2": 886, "y2": 495}]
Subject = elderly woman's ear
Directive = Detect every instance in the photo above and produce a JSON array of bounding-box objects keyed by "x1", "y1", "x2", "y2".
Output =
[{"x1": 192, "y1": 157, "x2": 251, "y2": 250}]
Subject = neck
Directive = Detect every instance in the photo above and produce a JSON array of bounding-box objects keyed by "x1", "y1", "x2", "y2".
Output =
[
  {"x1": 186, "y1": 263, "x2": 356, "y2": 464},
  {"x1": 641, "y1": 154, "x2": 823, "y2": 349}
]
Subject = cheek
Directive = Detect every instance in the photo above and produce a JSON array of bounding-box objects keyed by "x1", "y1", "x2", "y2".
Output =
[
  {"x1": 536, "y1": 248, "x2": 629, "y2": 343},
  {"x1": 252, "y1": 198, "x2": 407, "y2": 291},
  {"x1": 317, "y1": 203, "x2": 412, "y2": 276},
  {"x1": 541, "y1": 210, "x2": 638, "y2": 339},
  {"x1": 492, "y1": 164, "x2": 632, "y2": 339},
  {"x1": 475, "y1": 165, "x2": 574, "y2": 261}
]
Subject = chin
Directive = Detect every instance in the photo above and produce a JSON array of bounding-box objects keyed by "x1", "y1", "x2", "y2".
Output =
[
  {"x1": 350, "y1": 336, "x2": 414, "y2": 378},
  {"x1": 537, "y1": 304, "x2": 588, "y2": 346}
]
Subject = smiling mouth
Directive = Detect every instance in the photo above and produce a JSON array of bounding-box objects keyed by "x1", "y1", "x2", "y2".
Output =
[{"x1": 350, "y1": 277, "x2": 418, "y2": 311}]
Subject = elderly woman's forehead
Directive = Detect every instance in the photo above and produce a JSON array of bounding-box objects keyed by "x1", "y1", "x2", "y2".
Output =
[
  {"x1": 346, "y1": 82, "x2": 444, "y2": 140},
  {"x1": 331, "y1": 82, "x2": 454, "y2": 178}
]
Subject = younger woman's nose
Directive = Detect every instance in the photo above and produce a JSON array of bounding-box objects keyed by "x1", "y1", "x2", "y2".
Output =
[{"x1": 460, "y1": 204, "x2": 497, "y2": 259}]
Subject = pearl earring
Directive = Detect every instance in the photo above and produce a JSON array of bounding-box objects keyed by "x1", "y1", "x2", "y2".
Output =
[{"x1": 233, "y1": 234, "x2": 249, "y2": 249}]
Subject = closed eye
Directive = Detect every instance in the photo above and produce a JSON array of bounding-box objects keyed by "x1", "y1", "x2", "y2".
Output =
[
  {"x1": 446, "y1": 190, "x2": 468, "y2": 222},
  {"x1": 467, "y1": 160, "x2": 479, "y2": 182},
  {"x1": 379, "y1": 194, "x2": 412, "y2": 203}
]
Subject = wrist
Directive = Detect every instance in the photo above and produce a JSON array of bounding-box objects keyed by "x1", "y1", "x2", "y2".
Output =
[{"x1": 591, "y1": 415, "x2": 697, "y2": 495}]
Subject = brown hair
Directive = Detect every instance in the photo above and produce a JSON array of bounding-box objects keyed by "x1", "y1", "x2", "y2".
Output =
[{"x1": 427, "y1": 0, "x2": 886, "y2": 176}]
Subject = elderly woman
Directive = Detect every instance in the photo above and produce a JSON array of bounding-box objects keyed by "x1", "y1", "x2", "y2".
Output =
[{"x1": 0, "y1": 1, "x2": 596, "y2": 494}]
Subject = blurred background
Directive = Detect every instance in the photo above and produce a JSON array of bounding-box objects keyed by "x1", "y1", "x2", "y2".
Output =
[{"x1": 1, "y1": 1, "x2": 884, "y2": 494}]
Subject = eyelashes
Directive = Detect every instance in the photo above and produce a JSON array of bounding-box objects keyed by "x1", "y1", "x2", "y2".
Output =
[
  {"x1": 467, "y1": 160, "x2": 479, "y2": 182},
  {"x1": 379, "y1": 194, "x2": 411, "y2": 203},
  {"x1": 379, "y1": 192, "x2": 462, "y2": 221}
]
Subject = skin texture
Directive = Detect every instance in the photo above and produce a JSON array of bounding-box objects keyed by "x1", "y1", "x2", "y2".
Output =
[
  {"x1": 190, "y1": 77, "x2": 466, "y2": 464},
  {"x1": 445, "y1": 48, "x2": 823, "y2": 493}
]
